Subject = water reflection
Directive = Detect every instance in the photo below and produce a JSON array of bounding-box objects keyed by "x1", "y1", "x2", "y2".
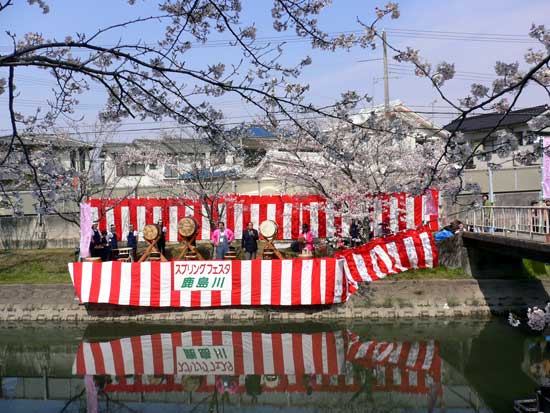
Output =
[
  {"x1": 0, "y1": 320, "x2": 539, "y2": 412},
  {"x1": 74, "y1": 329, "x2": 440, "y2": 402}
]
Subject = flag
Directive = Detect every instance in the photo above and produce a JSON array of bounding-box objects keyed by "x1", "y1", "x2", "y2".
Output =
[
  {"x1": 543, "y1": 137, "x2": 550, "y2": 199},
  {"x1": 79, "y1": 203, "x2": 92, "y2": 259}
]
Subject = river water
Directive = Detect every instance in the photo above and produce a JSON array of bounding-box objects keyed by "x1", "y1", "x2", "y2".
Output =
[{"x1": 0, "y1": 318, "x2": 544, "y2": 412}]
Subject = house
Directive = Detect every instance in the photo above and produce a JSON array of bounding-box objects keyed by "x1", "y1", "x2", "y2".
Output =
[
  {"x1": 0, "y1": 134, "x2": 94, "y2": 215},
  {"x1": 444, "y1": 104, "x2": 550, "y2": 205},
  {"x1": 99, "y1": 125, "x2": 285, "y2": 198}
]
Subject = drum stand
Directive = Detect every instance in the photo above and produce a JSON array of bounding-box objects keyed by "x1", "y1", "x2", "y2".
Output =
[
  {"x1": 175, "y1": 234, "x2": 204, "y2": 261},
  {"x1": 138, "y1": 238, "x2": 168, "y2": 262},
  {"x1": 261, "y1": 235, "x2": 284, "y2": 259}
]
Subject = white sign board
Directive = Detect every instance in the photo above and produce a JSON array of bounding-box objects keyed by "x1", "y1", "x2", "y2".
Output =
[{"x1": 173, "y1": 261, "x2": 232, "y2": 291}]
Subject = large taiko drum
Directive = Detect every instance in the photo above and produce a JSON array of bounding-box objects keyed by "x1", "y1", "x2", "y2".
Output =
[
  {"x1": 178, "y1": 216, "x2": 199, "y2": 238},
  {"x1": 259, "y1": 220, "x2": 278, "y2": 239},
  {"x1": 143, "y1": 224, "x2": 160, "y2": 241}
]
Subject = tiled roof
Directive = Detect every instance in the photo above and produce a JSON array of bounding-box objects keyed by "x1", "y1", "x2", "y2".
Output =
[
  {"x1": 444, "y1": 105, "x2": 549, "y2": 133},
  {"x1": 0, "y1": 134, "x2": 92, "y2": 148}
]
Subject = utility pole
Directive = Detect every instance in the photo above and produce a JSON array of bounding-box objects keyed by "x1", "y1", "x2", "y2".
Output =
[
  {"x1": 487, "y1": 164, "x2": 495, "y2": 204},
  {"x1": 382, "y1": 30, "x2": 390, "y2": 114}
]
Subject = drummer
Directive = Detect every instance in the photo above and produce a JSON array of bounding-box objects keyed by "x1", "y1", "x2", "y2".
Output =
[
  {"x1": 157, "y1": 219, "x2": 167, "y2": 256},
  {"x1": 241, "y1": 222, "x2": 259, "y2": 259}
]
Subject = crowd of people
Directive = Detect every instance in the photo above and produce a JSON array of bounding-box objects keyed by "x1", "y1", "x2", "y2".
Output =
[{"x1": 89, "y1": 222, "x2": 144, "y2": 262}]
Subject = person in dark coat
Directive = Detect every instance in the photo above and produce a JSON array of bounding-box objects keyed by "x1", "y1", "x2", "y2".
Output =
[
  {"x1": 90, "y1": 222, "x2": 102, "y2": 258},
  {"x1": 350, "y1": 219, "x2": 361, "y2": 247},
  {"x1": 100, "y1": 230, "x2": 110, "y2": 261},
  {"x1": 157, "y1": 219, "x2": 167, "y2": 256},
  {"x1": 108, "y1": 224, "x2": 118, "y2": 260},
  {"x1": 241, "y1": 222, "x2": 259, "y2": 259},
  {"x1": 127, "y1": 223, "x2": 138, "y2": 261}
]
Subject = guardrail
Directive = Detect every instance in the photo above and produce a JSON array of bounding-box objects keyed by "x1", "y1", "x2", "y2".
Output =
[{"x1": 459, "y1": 206, "x2": 550, "y2": 241}]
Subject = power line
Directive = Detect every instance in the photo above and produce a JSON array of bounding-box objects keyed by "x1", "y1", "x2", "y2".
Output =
[{"x1": 0, "y1": 28, "x2": 538, "y2": 51}]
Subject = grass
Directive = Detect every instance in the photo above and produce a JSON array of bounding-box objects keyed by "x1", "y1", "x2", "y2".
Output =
[
  {"x1": 0, "y1": 249, "x2": 74, "y2": 284},
  {"x1": 1, "y1": 247, "x2": 548, "y2": 284},
  {"x1": 382, "y1": 266, "x2": 469, "y2": 281},
  {"x1": 522, "y1": 259, "x2": 550, "y2": 278}
]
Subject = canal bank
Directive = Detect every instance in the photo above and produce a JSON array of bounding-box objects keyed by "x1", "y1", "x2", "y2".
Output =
[{"x1": 1, "y1": 278, "x2": 549, "y2": 321}]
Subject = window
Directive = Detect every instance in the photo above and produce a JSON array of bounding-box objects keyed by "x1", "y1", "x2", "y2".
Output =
[
  {"x1": 483, "y1": 138, "x2": 497, "y2": 153},
  {"x1": 244, "y1": 148, "x2": 266, "y2": 167},
  {"x1": 164, "y1": 165, "x2": 179, "y2": 178},
  {"x1": 523, "y1": 132, "x2": 540, "y2": 145},
  {"x1": 70, "y1": 151, "x2": 77, "y2": 169},
  {"x1": 465, "y1": 158, "x2": 476, "y2": 169},
  {"x1": 149, "y1": 162, "x2": 158, "y2": 170},
  {"x1": 116, "y1": 163, "x2": 146, "y2": 176},
  {"x1": 79, "y1": 149, "x2": 86, "y2": 172},
  {"x1": 210, "y1": 151, "x2": 226, "y2": 166}
]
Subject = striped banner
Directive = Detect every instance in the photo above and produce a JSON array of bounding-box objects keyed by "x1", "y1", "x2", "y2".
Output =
[
  {"x1": 73, "y1": 330, "x2": 346, "y2": 376},
  {"x1": 68, "y1": 258, "x2": 348, "y2": 307},
  {"x1": 89, "y1": 192, "x2": 439, "y2": 242},
  {"x1": 337, "y1": 227, "x2": 438, "y2": 288}
]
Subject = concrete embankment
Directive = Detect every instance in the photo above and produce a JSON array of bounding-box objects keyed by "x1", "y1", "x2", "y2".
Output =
[{"x1": 1, "y1": 278, "x2": 549, "y2": 321}]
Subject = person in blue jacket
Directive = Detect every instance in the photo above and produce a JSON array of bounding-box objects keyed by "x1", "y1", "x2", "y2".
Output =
[{"x1": 435, "y1": 220, "x2": 463, "y2": 242}]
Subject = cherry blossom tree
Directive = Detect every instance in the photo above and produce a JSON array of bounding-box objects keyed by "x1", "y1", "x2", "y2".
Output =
[
  {"x1": 0, "y1": 0, "x2": 549, "y2": 220},
  {"x1": 262, "y1": 107, "x2": 462, "y2": 218}
]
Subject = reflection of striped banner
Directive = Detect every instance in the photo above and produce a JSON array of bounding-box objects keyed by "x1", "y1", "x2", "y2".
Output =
[
  {"x1": 338, "y1": 227, "x2": 438, "y2": 286},
  {"x1": 68, "y1": 258, "x2": 347, "y2": 307},
  {"x1": 105, "y1": 373, "x2": 363, "y2": 394},
  {"x1": 346, "y1": 334, "x2": 441, "y2": 395},
  {"x1": 347, "y1": 338, "x2": 439, "y2": 371},
  {"x1": 73, "y1": 330, "x2": 346, "y2": 376},
  {"x1": 372, "y1": 365, "x2": 437, "y2": 394},
  {"x1": 89, "y1": 192, "x2": 439, "y2": 242}
]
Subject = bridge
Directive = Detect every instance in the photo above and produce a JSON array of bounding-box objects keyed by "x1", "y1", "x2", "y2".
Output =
[
  {"x1": 441, "y1": 206, "x2": 550, "y2": 278},
  {"x1": 458, "y1": 206, "x2": 550, "y2": 263},
  {"x1": 459, "y1": 205, "x2": 550, "y2": 241}
]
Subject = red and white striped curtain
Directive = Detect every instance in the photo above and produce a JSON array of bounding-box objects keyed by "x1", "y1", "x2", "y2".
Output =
[
  {"x1": 337, "y1": 226, "x2": 438, "y2": 290},
  {"x1": 89, "y1": 191, "x2": 439, "y2": 242},
  {"x1": 68, "y1": 257, "x2": 348, "y2": 308}
]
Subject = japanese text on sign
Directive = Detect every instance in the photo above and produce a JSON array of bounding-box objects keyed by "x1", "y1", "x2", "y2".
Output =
[
  {"x1": 176, "y1": 345, "x2": 235, "y2": 375},
  {"x1": 173, "y1": 261, "x2": 232, "y2": 291}
]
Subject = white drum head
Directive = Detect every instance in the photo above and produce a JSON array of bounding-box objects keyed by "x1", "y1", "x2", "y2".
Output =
[{"x1": 259, "y1": 220, "x2": 278, "y2": 238}]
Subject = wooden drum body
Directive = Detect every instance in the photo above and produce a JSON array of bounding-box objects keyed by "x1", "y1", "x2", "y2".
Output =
[
  {"x1": 259, "y1": 220, "x2": 278, "y2": 240},
  {"x1": 175, "y1": 216, "x2": 204, "y2": 261},
  {"x1": 143, "y1": 224, "x2": 160, "y2": 242},
  {"x1": 259, "y1": 220, "x2": 283, "y2": 260},
  {"x1": 178, "y1": 217, "x2": 199, "y2": 238}
]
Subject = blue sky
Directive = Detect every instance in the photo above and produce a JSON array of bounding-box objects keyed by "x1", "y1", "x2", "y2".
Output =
[{"x1": 1, "y1": 0, "x2": 549, "y2": 140}]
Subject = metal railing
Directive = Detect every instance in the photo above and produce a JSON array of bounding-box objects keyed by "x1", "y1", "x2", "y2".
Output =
[{"x1": 459, "y1": 206, "x2": 550, "y2": 241}]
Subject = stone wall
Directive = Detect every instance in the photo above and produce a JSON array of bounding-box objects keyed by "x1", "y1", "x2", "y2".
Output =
[
  {"x1": 2, "y1": 278, "x2": 550, "y2": 321},
  {"x1": 0, "y1": 215, "x2": 79, "y2": 249}
]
